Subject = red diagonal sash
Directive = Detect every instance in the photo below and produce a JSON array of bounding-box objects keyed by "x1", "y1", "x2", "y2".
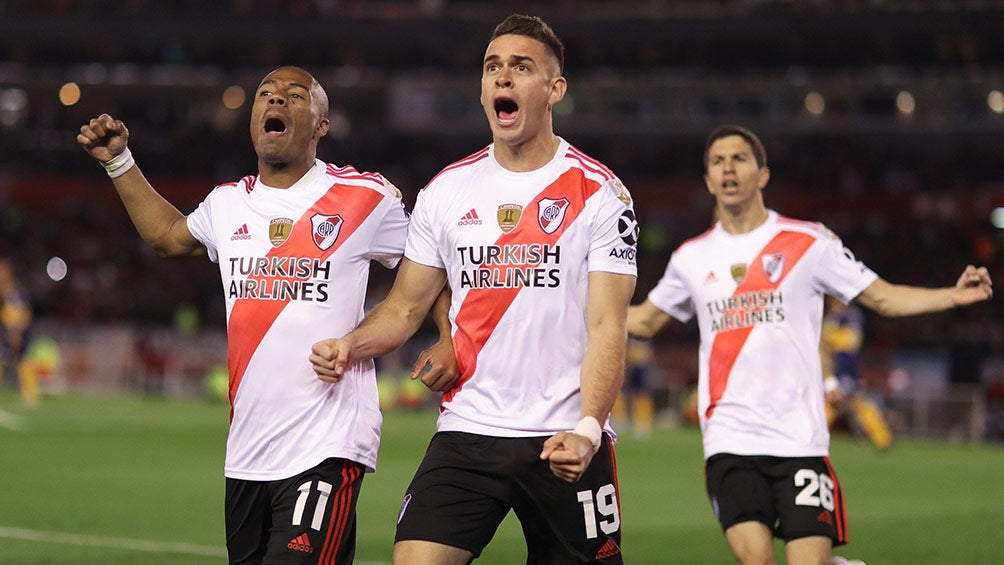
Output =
[
  {"x1": 445, "y1": 168, "x2": 600, "y2": 403},
  {"x1": 705, "y1": 230, "x2": 815, "y2": 419},
  {"x1": 226, "y1": 184, "x2": 383, "y2": 419}
]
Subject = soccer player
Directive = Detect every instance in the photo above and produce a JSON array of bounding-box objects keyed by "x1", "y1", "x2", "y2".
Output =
[
  {"x1": 821, "y1": 295, "x2": 893, "y2": 451},
  {"x1": 627, "y1": 124, "x2": 993, "y2": 565},
  {"x1": 310, "y1": 14, "x2": 637, "y2": 564},
  {"x1": 78, "y1": 66, "x2": 411, "y2": 564},
  {"x1": 0, "y1": 258, "x2": 36, "y2": 407}
]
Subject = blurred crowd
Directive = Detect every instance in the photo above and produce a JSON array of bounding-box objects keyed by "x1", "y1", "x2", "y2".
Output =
[{"x1": 0, "y1": 0, "x2": 1002, "y2": 401}]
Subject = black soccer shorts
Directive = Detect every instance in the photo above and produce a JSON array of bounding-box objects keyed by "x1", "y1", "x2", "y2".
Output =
[
  {"x1": 705, "y1": 453, "x2": 849, "y2": 545},
  {"x1": 395, "y1": 431, "x2": 624, "y2": 564},
  {"x1": 225, "y1": 457, "x2": 365, "y2": 564}
]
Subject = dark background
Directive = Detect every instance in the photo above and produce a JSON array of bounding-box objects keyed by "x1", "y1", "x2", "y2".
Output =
[{"x1": 0, "y1": 0, "x2": 1001, "y2": 388}]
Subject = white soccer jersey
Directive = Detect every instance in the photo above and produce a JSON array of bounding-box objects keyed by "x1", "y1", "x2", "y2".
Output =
[
  {"x1": 406, "y1": 139, "x2": 638, "y2": 437},
  {"x1": 187, "y1": 159, "x2": 408, "y2": 480},
  {"x1": 647, "y1": 211, "x2": 878, "y2": 459}
]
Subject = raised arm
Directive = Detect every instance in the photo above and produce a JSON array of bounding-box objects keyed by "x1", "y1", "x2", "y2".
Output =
[
  {"x1": 310, "y1": 259, "x2": 447, "y2": 382},
  {"x1": 626, "y1": 298, "x2": 673, "y2": 338},
  {"x1": 541, "y1": 270, "x2": 636, "y2": 482},
  {"x1": 854, "y1": 264, "x2": 993, "y2": 317},
  {"x1": 77, "y1": 114, "x2": 203, "y2": 258}
]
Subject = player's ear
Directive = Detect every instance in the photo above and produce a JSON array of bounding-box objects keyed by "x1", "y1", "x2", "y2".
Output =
[
  {"x1": 548, "y1": 76, "x2": 567, "y2": 108},
  {"x1": 757, "y1": 166, "x2": 770, "y2": 190},
  {"x1": 315, "y1": 117, "x2": 330, "y2": 139}
]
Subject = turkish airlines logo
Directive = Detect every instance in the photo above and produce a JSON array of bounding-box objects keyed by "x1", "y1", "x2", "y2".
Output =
[
  {"x1": 311, "y1": 213, "x2": 343, "y2": 251},
  {"x1": 537, "y1": 197, "x2": 570, "y2": 235}
]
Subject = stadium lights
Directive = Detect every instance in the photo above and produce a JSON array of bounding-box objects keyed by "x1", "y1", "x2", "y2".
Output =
[
  {"x1": 46, "y1": 257, "x2": 67, "y2": 282},
  {"x1": 804, "y1": 91, "x2": 825, "y2": 116},
  {"x1": 221, "y1": 85, "x2": 245, "y2": 110},
  {"x1": 0, "y1": 88, "x2": 28, "y2": 127},
  {"x1": 991, "y1": 207, "x2": 1004, "y2": 229},
  {"x1": 554, "y1": 94, "x2": 575, "y2": 117},
  {"x1": 59, "y1": 82, "x2": 81, "y2": 106},
  {"x1": 988, "y1": 90, "x2": 1004, "y2": 114},
  {"x1": 896, "y1": 90, "x2": 915, "y2": 115}
]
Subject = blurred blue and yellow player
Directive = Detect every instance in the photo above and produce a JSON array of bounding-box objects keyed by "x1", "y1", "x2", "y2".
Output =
[
  {"x1": 0, "y1": 258, "x2": 39, "y2": 407},
  {"x1": 613, "y1": 338, "x2": 656, "y2": 437},
  {"x1": 821, "y1": 296, "x2": 892, "y2": 451}
]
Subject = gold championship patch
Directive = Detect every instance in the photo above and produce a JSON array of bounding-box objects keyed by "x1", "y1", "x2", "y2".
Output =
[
  {"x1": 269, "y1": 217, "x2": 294, "y2": 247},
  {"x1": 730, "y1": 263, "x2": 748, "y2": 284},
  {"x1": 497, "y1": 203, "x2": 523, "y2": 233}
]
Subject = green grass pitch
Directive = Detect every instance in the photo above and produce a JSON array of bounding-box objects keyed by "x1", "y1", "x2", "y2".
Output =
[{"x1": 1, "y1": 389, "x2": 1002, "y2": 563}]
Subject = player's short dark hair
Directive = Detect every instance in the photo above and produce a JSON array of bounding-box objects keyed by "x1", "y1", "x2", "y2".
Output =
[
  {"x1": 491, "y1": 14, "x2": 565, "y2": 74},
  {"x1": 704, "y1": 124, "x2": 768, "y2": 169}
]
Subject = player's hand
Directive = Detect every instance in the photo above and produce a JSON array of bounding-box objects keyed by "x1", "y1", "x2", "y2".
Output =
[
  {"x1": 310, "y1": 338, "x2": 354, "y2": 383},
  {"x1": 77, "y1": 114, "x2": 129, "y2": 163},
  {"x1": 540, "y1": 431, "x2": 595, "y2": 483},
  {"x1": 952, "y1": 264, "x2": 993, "y2": 306},
  {"x1": 410, "y1": 338, "x2": 460, "y2": 392}
]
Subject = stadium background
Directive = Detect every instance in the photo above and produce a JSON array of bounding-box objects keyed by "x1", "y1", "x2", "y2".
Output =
[
  {"x1": 1, "y1": 1, "x2": 1004, "y2": 563},
  {"x1": 2, "y1": 0, "x2": 1001, "y2": 440}
]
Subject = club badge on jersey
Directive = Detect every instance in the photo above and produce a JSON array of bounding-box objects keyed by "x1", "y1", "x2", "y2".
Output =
[
  {"x1": 538, "y1": 197, "x2": 570, "y2": 234},
  {"x1": 311, "y1": 214, "x2": 343, "y2": 251},
  {"x1": 762, "y1": 253, "x2": 786, "y2": 284}
]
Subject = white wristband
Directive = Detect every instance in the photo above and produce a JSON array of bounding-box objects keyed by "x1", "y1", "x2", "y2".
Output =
[
  {"x1": 102, "y1": 148, "x2": 135, "y2": 178},
  {"x1": 573, "y1": 416, "x2": 603, "y2": 453},
  {"x1": 824, "y1": 376, "x2": 840, "y2": 394}
]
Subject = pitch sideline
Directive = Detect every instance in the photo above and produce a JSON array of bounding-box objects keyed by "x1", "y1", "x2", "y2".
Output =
[
  {"x1": 0, "y1": 526, "x2": 390, "y2": 564},
  {"x1": 0, "y1": 408, "x2": 23, "y2": 431}
]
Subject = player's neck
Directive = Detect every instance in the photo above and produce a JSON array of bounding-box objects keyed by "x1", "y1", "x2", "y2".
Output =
[
  {"x1": 258, "y1": 157, "x2": 315, "y2": 189},
  {"x1": 493, "y1": 133, "x2": 560, "y2": 172},
  {"x1": 717, "y1": 203, "x2": 769, "y2": 235}
]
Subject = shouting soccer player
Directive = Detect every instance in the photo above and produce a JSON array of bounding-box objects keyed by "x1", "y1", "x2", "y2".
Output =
[
  {"x1": 80, "y1": 66, "x2": 414, "y2": 564},
  {"x1": 628, "y1": 124, "x2": 992, "y2": 565},
  {"x1": 311, "y1": 14, "x2": 636, "y2": 564}
]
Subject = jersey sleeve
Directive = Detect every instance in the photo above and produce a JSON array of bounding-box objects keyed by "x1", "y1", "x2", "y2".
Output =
[
  {"x1": 186, "y1": 189, "x2": 220, "y2": 263},
  {"x1": 586, "y1": 179, "x2": 638, "y2": 276},
  {"x1": 812, "y1": 230, "x2": 878, "y2": 303},
  {"x1": 647, "y1": 252, "x2": 696, "y2": 322},
  {"x1": 364, "y1": 177, "x2": 409, "y2": 269},
  {"x1": 403, "y1": 186, "x2": 444, "y2": 269}
]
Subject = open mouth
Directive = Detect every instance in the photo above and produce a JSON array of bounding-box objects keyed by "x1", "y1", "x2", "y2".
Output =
[
  {"x1": 494, "y1": 97, "x2": 519, "y2": 124},
  {"x1": 264, "y1": 117, "x2": 286, "y2": 134}
]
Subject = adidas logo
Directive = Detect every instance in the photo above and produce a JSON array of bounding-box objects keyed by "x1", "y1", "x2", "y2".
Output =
[
  {"x1": 457, "y1": 208, "x2": 482, "y2": 226},
  {"x1": 287, "y1": 533, "x2": 314, "y2": 554},
  {"x1": 817, "y1": 510, "x2": 833, "y2": 525},
  {"x1": 595, "y1": 538, "x2": 621, "y2": 559},
  {"x1": 231, "y1": 223, "x2": 251, "y2": 241},
  {"x1": 703, "y1": 271, "x2": 718, "y2": 285}
]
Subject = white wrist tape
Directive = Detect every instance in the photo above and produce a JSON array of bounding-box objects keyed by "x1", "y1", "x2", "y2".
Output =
[
  {"x1": 573, "y1": 416, "x2": 603, "y2": 453},
  {"x1": 824, "y1": 376, "x2": 840, "y2": 394},
  {"x1": 102, "y1": 148, "x2": 135, "y2": 178}
]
